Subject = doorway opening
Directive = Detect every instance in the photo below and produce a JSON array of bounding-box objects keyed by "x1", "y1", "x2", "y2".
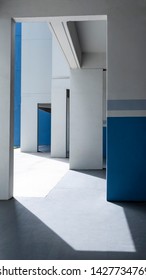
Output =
[
  {"x1": 13, "y1": 16, "x2": 107, "y2": 198},
  {"x1": 37, "y1": 103, "x2": 51, "y2": 153}
]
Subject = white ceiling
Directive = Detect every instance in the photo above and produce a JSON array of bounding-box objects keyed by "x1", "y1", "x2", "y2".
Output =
[{"x1": 75, "y1": 20, "x2": 107, "y2": 53}]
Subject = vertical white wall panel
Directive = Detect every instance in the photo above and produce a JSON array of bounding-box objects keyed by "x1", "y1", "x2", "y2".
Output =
[
  {"x1": 70, "y1": 69, "x2": 103, "y2": 169},
  {"x1": 0, "y1": 18, "x2": 14, "y2": 199}
]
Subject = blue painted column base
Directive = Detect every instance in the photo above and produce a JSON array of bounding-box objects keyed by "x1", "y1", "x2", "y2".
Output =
[{"x1": 107, "y1": 117, "x2": 146, "y2": 201}]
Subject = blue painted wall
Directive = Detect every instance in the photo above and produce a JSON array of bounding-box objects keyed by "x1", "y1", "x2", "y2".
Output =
[
  {"x1": 38, "y1": 109, "x2": 51, "y2": 146},
  {"x1": 14, "y1": 23, "x2": 21, "y2": 147},
  {"x1": 107, "y1": 117, "x2": 146, "y2": 201}
]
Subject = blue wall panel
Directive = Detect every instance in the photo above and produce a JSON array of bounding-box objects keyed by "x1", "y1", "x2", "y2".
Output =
[
  {"x1": 14, "y1": 23, "x2": 21, "y2": 147},
  {"x1": 107, "y1": 117, "x2": 146, "y2": 201},
  {"x1": 38, "y1": 110, "x2": 51, "y2": 146}
]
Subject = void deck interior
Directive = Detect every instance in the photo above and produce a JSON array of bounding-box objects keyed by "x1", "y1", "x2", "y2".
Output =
[{"x1": 0, "y1": 0, "x2": 146, "y2": 260}]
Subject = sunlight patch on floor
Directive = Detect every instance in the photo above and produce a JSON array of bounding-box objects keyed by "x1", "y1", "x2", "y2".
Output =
[
  {"x1": 14, "y1": 149, "x2": 69, "y2": 197},
  {"x1": 16, "y1": 170, "x2": 136, "y2": 253}
]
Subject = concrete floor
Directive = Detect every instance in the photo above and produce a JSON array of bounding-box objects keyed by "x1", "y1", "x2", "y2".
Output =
[
  {"x1": 0, "y1": 150, "x2": 146, "y2": 259},
  {"x1": 14, "y1": 149, "x2": 69, "y2": 197}
]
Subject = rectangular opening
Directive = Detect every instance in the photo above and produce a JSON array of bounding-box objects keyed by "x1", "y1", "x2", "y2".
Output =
[{"x1": 37, "y1": 103, "x2": 51, "y2": 152}]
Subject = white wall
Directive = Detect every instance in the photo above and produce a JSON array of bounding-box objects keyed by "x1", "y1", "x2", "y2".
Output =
[
  {"x1": 107, "y1": 8, "x2": 146, "y2": 101},
  {"x1": 52, "y1": 34, "x2": 70, "y2": 78},
  {"x1": 21, "y1": 22, "x2": 52, "y2": 152},
  {"x1": 70, "y1": 69, "x2": 103, "y2": 169}
]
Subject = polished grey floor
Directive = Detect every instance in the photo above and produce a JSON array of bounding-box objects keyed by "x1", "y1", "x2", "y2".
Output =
[{"x1": 0, "y1": 169, "x2": 146, "y2": 260}]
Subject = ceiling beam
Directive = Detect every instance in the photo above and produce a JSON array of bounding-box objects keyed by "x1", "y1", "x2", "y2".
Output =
[
  {"x1": 65, "y1": 21, "x2": 82, "y2": 67},
  {"x1": 48, "y1": 20, "x2": 81, "y2": 69}
]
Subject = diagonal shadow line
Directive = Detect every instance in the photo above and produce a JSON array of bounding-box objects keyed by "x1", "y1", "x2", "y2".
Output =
[
  {"x1": 114, "y1": 202, "x2": 146, "y2": 259},
  {"x1": 0, "y1": 198, "x2": 145, "y2": 260}
]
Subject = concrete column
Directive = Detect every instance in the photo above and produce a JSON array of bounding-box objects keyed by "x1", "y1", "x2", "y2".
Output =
[
  {"x1": 70, "y1": 69, "x2": 103, "y2": 170},
  {"x1": 51, "y1": 79, "x2": 70, "y2": 157},
  {"x1": 0, "y1": 18, "x2": 14, "y2": 199},
  {"x1": 51, "y1": 34, "x2": 70, "y2": 158},
  {"x1": 21, "y1": 23, "x2": 52, "y2": 152}
]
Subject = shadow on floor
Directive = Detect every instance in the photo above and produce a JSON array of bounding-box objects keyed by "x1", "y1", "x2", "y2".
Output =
[
  {"x1": 0, "y1": 198, "x2": 146, "y2": 259},
  {"x1": 74, "y1": 169, "x2": 106, "y2": 179},
  {"x1": 21, "y1": 151, "x2": 69, "y2": 163},
  {"x1": 38, "y1": 145, "x2": 51, "y2": 153}
]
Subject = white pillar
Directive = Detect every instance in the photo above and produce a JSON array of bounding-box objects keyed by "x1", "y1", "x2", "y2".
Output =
[
  {"x1": 21, "y1": 23, "x2": 52, "y2": 152},
  {"x1": 51, "y1": 34, "x2": 70, "y2": 158},
  {"x1": 0, "y1": 18, "x2": 14, "y2": 199},
  {"x1": 70, "y1": 69, "x2": 103, "y2": 170},
  {"x1": 51, "y1": 79, "x2": 70, "y2": 157}
]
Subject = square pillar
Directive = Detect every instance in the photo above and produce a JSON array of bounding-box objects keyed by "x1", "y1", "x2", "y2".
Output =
[
  {"x1": 51, "y1": 79, "x2": 70, "y2": 158},
  {"x1": 21, "y1": 23, "x2": 52, "y2": 152},
  {"x1": 0, "y1": 18, "x2": 14, "y2": 199},
  {"x1": 70, "y1": 69, "x2": 103, "y2": 170}
]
